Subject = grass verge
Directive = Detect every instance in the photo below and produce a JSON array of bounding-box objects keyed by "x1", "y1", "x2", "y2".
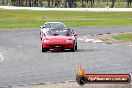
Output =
[
  {"x1": 113, "y1": 33, "x2": 132, "y2": 42},
  {"x1": 0, "y1": 9, "x2": 132, "y2": 28}
]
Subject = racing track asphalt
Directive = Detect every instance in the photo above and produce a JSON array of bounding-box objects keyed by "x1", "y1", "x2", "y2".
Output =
[{"x1": 0, "y1": 26, "x2": 132, "y2": 87}]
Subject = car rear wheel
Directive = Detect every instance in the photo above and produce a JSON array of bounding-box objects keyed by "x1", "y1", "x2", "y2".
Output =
[
  {"x1": 40, "y1": 32, "x2": 42, "y2": 40},
  {"x1": 42, "y1": 47, "x2": 47, "y2": 52}
]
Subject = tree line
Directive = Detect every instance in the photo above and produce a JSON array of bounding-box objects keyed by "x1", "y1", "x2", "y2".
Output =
[
  {"x1": 10, "y1": 0, "x2": 94, "y2": 7},
  {"x1": 0, "y1": 0, "x2": 132, "y2": 8}
]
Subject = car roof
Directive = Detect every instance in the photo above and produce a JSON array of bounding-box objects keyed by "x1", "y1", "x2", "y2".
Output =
[
  {"x1": 45, "y1": 22, "x2": 63, "y2": 24},
  {"x1": 50, "y1": 28, "x2": 68, "y2": 30}
]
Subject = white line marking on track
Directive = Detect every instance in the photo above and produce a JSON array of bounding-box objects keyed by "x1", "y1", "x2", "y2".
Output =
[
  {"x1": 85, "y1": 39, "x2": 103, "y2": 43},
  {"x1": 0, "y1": 53, "x2": 4, "y2": 62},
  {"x1": 128, "y1": 45, "x2": 132, "y2": 46},
  {"x1": 78, "y1": 38, "x2": 84, "y2": 41}
]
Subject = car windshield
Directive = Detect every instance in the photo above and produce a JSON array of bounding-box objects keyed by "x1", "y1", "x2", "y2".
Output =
[
  {"x1": 47, "y1": 29, "x2": 69, "y2": 35},
  {"x1": 44, "y1": 23, "x2": 65, "y2": 28}
]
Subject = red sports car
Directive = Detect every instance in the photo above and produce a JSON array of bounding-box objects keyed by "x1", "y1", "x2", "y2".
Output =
[{"x1": 42, "y1": 28, "x2": 77, "y2": 52}]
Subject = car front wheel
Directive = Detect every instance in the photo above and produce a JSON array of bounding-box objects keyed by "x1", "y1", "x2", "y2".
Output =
[
  {"x1": 42, "y1": 47, "x2": 47, "y2": 52},
  {"x1": 75, "y1": 42, "x2": 77, "y2": 50},
  {"x1": 70, "y1": 43, "x2": 75, "y2": 52}
]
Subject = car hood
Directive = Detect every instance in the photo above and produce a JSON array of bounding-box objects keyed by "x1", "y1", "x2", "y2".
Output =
[
  {"x1": 45, "y1": 35, "x2": 73, "y2": 40},
  {"x1": 43, "y1": 27, "x2": 68, "y2": 30}
]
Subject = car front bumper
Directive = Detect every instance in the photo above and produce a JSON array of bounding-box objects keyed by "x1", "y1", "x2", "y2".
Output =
[{"x1": 42, "y1": 42, "x2": 74, "y2": 49}]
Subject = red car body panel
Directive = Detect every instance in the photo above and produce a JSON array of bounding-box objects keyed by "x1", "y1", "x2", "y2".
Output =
[{"x1": 42, "y1": 35, "x2": 76, "y2": 49}]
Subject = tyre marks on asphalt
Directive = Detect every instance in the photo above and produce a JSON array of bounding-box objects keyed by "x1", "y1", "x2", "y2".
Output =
[
  {"x1": 128, "y1": 45, "x2": 132, "y2": 46},
  {"x1": 0, "y1": 52, "x2": 4, "y2": 62}
]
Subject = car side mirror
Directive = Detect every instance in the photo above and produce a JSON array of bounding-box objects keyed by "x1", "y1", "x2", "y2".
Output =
[
  {"x1": 43, "y1": 33, "x2": 46, "y2": 36},
  {"x1": 74, "y1": 33, "x2": 78, "y2": 37}
]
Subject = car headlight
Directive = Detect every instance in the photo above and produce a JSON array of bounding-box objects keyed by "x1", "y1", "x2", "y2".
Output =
[
  {"x1": 43, "y1": 39, "x2": 50, "y2": 42},
  {"x1": 65, "y1": 39, "x2": 72, "y2": 43}
]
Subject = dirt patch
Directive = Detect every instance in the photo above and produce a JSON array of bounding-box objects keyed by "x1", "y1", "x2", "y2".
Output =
[{"x1": 86, "y1": 32, "x2": 132, "y2": 44}]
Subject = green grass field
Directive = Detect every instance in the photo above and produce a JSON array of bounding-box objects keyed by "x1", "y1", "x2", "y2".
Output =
[{"x1": 0, "y1": 9, "x2": 132, "y2": 28}]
